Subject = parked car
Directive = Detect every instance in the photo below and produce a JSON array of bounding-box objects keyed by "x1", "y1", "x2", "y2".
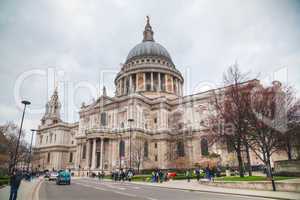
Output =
[
  {"x1": 49, "y1": 172, "x2": 58, "y2": 181},
  {"x1": 44, "y1": 172, "x2": 50, "y2": 180},
  {"x1": 56, "y1": 170, "x2": 71, "y2": 185},
  {"x1": 167, "y1": 172, "x2": 177, "y2": 179}
]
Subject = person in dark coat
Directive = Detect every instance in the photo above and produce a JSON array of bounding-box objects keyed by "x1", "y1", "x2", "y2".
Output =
[
  {"x1": 195, "y1": 168, "x2": 201, "y2": 182},
  {"x1": 9, "y1": 170, "x2": 23, "y2": 200}
]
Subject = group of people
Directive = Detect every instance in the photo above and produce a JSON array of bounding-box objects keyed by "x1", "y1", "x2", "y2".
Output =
[
  {"x1": 151, "y1": 169, "x2": 166, "y2": 183},
  {"x1": 186, "y1": 166, "x2": 221, "y2": 182},
  {"x1": 111, "y1": 168, "x2": 134, "y2": 182}
]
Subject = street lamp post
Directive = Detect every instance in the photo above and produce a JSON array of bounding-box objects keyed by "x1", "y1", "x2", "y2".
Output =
[
  {"x1": 12, "y1": 100, "x2": 31, "y2": 173},
  {"x1": 128, "y1": 118, "x2": 134, "y2": 170},
  {"x1": 27, "y1": 129, "x2": 36, "y2": 172}
]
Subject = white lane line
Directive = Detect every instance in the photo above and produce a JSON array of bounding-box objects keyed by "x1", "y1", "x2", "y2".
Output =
[
  {"x1": 74, "y1": 182, "x2": 107, "y2": 191},
  {"x1": 74, "y1": 181, "x2": 138, "y2": 198},
  {"x1": 147, "y1": 198, "x2": 158, "y2": 200},
  {"x1": 113, "y1": 191, "x2": 137, "y2": 197}
]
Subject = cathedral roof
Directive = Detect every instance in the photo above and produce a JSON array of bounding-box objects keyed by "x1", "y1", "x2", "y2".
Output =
[{"x1": 125, "y1": 16, "x2": 173, "y2": 64}]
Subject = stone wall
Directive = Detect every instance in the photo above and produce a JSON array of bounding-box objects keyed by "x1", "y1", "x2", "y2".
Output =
[{"x1": 274, "y1": 160, "x2": 300, "y2": 176}]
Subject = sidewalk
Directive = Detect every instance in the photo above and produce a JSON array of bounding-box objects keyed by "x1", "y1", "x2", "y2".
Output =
[
  {"x1": 0, "y1": 177, "x2": 42, "y2": 200},
  {"x1": 132, "y1": 180, "x2": 300, "y2": 200}
]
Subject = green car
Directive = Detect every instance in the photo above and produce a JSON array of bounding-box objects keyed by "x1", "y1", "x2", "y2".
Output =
[{"x1": 56, "y1": 170, "x2": 71, "y2": 185}]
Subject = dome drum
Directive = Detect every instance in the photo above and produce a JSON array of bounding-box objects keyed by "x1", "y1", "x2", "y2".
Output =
[{"x1": 115, "y1": 17, "x2": 183, "y2": 99}]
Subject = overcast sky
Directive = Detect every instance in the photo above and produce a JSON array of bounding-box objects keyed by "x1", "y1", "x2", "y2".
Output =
[{"x1": 0, "y1": 0, "x2": 299, "y2": 143}]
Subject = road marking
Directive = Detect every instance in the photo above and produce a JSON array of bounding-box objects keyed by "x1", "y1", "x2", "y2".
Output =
[
  {"x1": 74, "y1": 181, "x2": 139, "y2": 198},
  {"x1": 74, "y1": 182, "x2": 107, "y2": 191},
  {"x1": 147, "y1": 198, "x2": 158, "y2": 200},
  {"x1": 113, "y1": 191, "x2": 137, "y2": 197}
]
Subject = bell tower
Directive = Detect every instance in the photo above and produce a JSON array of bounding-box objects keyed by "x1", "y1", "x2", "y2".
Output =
[{"x1": 41, "y1": 88, "x2": 62, "y2": 125}]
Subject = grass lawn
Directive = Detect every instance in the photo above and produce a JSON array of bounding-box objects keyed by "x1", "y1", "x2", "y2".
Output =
[
  {"x1": 214, "y1": 176, "x2": 296, "y2": 182},
  {"x1": 0, "y1": 176, "x2": 9, "y2": 187}
]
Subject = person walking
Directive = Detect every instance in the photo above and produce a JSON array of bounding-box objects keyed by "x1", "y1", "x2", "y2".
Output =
[
  {"x1": 9, "y1": 170, "x2": 23, "y2": 200},
  {"x1": 205, "y1": 166, "x2": 210, "y2": 180},
  {"x1": 158, "y1": 170, "x2": 164, "y2": 183},
  {"x1": 121, "y1": 169, "x2": 126, "y2": 182},
  {"x1": 151, "y1": 171, "x2": 156, "y2": 183},
  {"x1": 186, "y1": 169, "x2": 191, "y2": 182},
  {"x1": 127, "y1": 170, "x2": 133, "y2": 182},
  {"x1": 195, "y1": 168, "x2": 201, "y2": 182}
]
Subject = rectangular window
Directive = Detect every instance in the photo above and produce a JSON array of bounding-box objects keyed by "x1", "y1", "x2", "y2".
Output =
[
  {"x1": 47, "y1": 152, "x2": 50, "y2": 163},
  {"x1": 69, "y1": 152, "x2": 73, "y2": 163},
  {"x1": 154, "y1": 143, "x2": 157, "y2": 148},
  {"x1": 82, "y1": 144, "x2": 86, "y2": 159},
  {"x1": 155, "y1": 155, "x2": 158, "y2": 162}
]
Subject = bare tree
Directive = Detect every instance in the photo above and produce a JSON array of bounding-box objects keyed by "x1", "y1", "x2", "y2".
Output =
[
  {"x1": 131, "y1": 136, "x2": 145, "y2": 173},
  {"x1": 247, "y1": 81, "x2": 288, "y2": 178},
  {"x1": 0, "y1": 122, "x2": 29, "y2": 173},
  {"x1": 281, "y1": 90, "x2": 300, "y2": 160},
  {"x1": 209, "y1": 64, "x2": 255, "y2": 177}
]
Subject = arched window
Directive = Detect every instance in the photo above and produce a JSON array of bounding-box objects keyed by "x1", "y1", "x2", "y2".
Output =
[
  {"x1": 201, "y1": 138, "x2": 209, "y2": 156},
  {"x1": 100, "y1": 112, "x2": 107, "y2": 126},
  {"x1": 144, "y1": 141, "x2": 149, "y2": 158},
  {"x1": 119, "y1": 140, "x2": 125, "y2": 157},
  {"x1": 177, "y1": 141, "x2": 185, "y2": 157}
]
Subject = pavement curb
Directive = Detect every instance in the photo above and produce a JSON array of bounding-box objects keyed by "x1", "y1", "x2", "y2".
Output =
[
  {"x1": 130, "y1": 181, "x2": 300, "y2": 200},
  {"x1": 32, "y1": 179, "x2": 43, "y2": 200}
]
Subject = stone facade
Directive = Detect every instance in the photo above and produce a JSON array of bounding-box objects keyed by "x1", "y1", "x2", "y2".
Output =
[{"x1": 33, "y1": 18, "x2": 290, "y2": 175}]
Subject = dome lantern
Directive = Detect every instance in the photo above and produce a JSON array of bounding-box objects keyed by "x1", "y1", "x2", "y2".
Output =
[{"x1": 143, "y1": 16, "x2": 154, "y2": 42}]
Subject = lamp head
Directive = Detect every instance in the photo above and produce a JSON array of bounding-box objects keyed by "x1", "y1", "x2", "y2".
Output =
[{"x1": 21, "y1": 100, "x2": 31, "y2": 105}]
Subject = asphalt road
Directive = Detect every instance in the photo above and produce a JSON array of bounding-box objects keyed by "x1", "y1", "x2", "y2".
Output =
[{"x1": 39, "y1": 178, "x2": 274, "y2": 200}]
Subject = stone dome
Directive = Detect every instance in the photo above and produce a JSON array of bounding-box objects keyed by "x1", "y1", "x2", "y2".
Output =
[
  {"x1": 126, "y1": 41, "x2": 172, "y2": 62},
  {"x1": 125, "y1": 16, "x2": 173, "y2": 64}
]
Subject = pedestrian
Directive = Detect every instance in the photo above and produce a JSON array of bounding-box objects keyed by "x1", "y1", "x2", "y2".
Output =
[
  {"x1": 98, "y1": 172, "x2": 101, "y2": 180},
  {"x1": 186, "y1": 169, "x2": 191, "y2": 182},
  {"x1": 9, "y1": 170, "x2": 23, "y2": 200},
  {"x1": 195, "y1": 168, "x2": 200, "y2": 182},
  {"x1": 205, "y1": 166, "x2": 210, "y2": 180},
  {"x1": 127, "y1": 170, "x2": 133, "y2": 182},
  {"x1": 151, "y1": 171, "x2": 156, "y2": 182},
  {"x1": 121, "y1": 169, "x2": 126, "y2": 181},
  {"x1": 155, "y1": 170, "x2": 159, "y2": 183},
  {"x1": 158, "y1": 170, "x2": 164, "y2": 183}
]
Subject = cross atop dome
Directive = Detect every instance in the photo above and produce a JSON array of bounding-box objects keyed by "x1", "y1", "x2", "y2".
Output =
[{"x1": 143, "y1": 16, "x2": 154, "y2": 42}]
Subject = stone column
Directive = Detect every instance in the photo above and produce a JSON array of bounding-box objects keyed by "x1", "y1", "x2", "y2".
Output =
[
  {"x1": 91, "y1": 139, "x2": 96, "y2": 170},
  {"x1": 143, "y1": 73, "x2": 146, "y2": 91},
  {"x1": 100, "y1": 138, "x2": 104, "y2": 171},
  {"x1": 158, "y1": 73, "x2": 161, "y2": 91},
  {"x1": 151, "y1": 72, "x2": 154, "y2": 91},
  {"x1": 86, "y1": 140, "x2": 91, "y2": 169},
  {"x1": 74, "y1": 144, "x2": 80, "y2": 169},
  {"x1": 129, "y1": 75, "x2": 133, "y2": 93}
]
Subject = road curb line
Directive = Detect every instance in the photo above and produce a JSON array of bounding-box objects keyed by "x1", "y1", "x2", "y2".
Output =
[
  {"x1": 32, "y1": 179, "x2": 43, "y2": 200},
  {"x1": 130, "y1": 182, "x2": 297, "y2": 200}
]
